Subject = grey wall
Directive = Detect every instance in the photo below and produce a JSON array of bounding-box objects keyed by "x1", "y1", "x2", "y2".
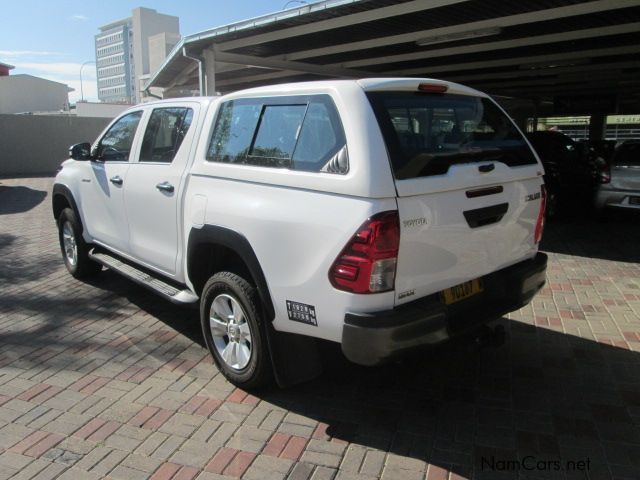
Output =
[
  {"x1": 0, "y1": 75, "x2": 70, "y2": 114},
  {"x1": 0, "y1": 115, "x2": 110, "y2": 176},
  {"x1": 76, "y1": 102, "x2": 129, "y2": 118}
]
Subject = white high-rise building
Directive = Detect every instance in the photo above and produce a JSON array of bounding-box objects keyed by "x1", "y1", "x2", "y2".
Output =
[{"x1": 95, "y1": 7, "x2": 179, "y2": 104}]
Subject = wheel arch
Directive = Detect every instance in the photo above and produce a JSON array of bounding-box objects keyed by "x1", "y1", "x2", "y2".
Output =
[
  {"x1": 187, "y1": 225, "x2": 275, "y2": 321},
  {"x1": 52, "y1": 184, "x2": 83, "y2": 231}
]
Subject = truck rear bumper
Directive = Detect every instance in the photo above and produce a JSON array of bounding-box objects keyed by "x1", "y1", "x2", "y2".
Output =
[{"x1": 341, "y1": 252, "x2": 547, "y2": 366}]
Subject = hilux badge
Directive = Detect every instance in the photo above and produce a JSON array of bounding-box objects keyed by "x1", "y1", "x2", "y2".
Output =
[
  {"x1": 398, "y1": 289, "x2": 415, "y2": 300},
  {"x1": 525, "y1": 192, "x2": 541, "y2": 202}
]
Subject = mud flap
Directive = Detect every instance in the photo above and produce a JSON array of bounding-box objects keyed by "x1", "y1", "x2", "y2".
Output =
[{"x1": 264, "y1": 322, "x2": 323, "y2": 388}]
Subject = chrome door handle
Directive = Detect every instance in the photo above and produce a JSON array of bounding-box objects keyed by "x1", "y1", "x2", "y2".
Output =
[
  {"x1": 156, "y1": 181, "x2": 174, "y2": 193},
  {"x1": 109, "y1": 175, "x2": 123, "y2": 186}
]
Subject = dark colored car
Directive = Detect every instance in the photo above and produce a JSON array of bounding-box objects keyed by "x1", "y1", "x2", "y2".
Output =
[
  {"x1": 580, "y1": 139, "x2": 617, "y2": 166},
  {"x1": 527, "y1": 130, "x2": 598, "y2": 216}
]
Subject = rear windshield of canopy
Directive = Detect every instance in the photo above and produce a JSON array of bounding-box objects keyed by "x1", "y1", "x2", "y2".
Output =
[{"x1": 366, "y1": 92, "x2": 537, "y2": 179}]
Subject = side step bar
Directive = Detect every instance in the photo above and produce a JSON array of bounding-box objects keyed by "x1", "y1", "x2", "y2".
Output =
[{"x1": 89, "y1": 249, "x2": 198, "y2": 305}]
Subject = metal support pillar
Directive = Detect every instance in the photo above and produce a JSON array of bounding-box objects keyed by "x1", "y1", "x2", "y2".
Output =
[
  {"x1": 203, "y1": 48, "x2": 216, "y2": 95},
  {"x1": 588, "y1": 112, "x2": 606, "y2": 141}
]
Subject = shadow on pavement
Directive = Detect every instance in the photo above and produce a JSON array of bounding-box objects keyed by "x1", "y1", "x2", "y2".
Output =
[
  {"x1": 6, "y1": 261, "x2": 639, "y2": 479},
  {"x1": 0, "y1": 233, "x2": 16, "y2": 251},
  {"x1": 541, "y1": 209, "x2": 640, "y2": 263},
  {"x1": 0, "y1": 185, "x2": 48, "y2": 215},
  {"x1": 0, "y1": 241, "x2": 62, "y2": 283},
  {"x1": 86, "y1": 270, "x2": 206, "y2": 347},
  {"x1": 1, "y1": 184, "x2": 638, "y2": 479},
  {"x1": 4, "y1": 268, "x2": 638, "y2": 479},
  {"x1": 260, "y1": 320, "x2": 638, "y2": 480}
]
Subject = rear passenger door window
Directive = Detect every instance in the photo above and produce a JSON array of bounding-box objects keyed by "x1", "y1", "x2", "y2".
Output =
[
  {"x1": 140, "y1": 107, "x2": 193, "y2": 163},
  {"x1": 207, "y1": 95, "x2": 348, "y2": 173}
]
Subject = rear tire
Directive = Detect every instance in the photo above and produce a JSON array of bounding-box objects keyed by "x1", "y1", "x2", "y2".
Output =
[
  {"x1": 200, "y1": 272, "x2": 272, "y2": 389},
  {"x1": 57, "y1": 208, "x2": 102, "y2": 279}
]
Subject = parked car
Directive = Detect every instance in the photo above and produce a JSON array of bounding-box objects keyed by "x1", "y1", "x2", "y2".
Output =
[
  {"x1": 52, "y1": 78, "x2": 548, "y2": 388},
  {"x1": 580, "y1": 139, "x2": 617, "y2": 166},
  {"x1": 595, "y1": 140, "x2": 640, "y2": 212},
  {"x1": 527, "y1": 130, "x2": 598, "y2": 216}
]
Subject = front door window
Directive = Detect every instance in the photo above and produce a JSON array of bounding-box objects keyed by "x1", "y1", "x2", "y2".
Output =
[{"x1": 95, "y1": 111, "x2": 143, "y2": 161}]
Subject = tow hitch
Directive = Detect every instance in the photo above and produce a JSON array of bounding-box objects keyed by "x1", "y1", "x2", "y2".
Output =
[{"x1": 473, "y1": 324, "x2": 506, "y2": 348}]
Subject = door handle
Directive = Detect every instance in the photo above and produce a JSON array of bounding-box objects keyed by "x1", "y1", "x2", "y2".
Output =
[
  {"x1": 109, "y1": 175, "x2": 123, "y2": 186},
  {"x1": 156, "y1": 181, "x2": 174, "y2": 193}
]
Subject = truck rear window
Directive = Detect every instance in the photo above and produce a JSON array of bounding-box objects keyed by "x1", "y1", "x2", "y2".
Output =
[{"x1": 367, "y1": 92, "x2": 537, "y2": 179}]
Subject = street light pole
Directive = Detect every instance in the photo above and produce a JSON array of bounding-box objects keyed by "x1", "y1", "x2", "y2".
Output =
[{"x1": 79, "y1": 61, "x2": 95, "y2": 102}]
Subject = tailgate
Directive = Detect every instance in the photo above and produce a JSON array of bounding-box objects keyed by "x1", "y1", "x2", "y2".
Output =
[
  {"x1": 394, "y1": 165, "x2": 542, "y2": 305},
  {"x1": 365, "y1": 85, "x2": 544, "y2": 305}
]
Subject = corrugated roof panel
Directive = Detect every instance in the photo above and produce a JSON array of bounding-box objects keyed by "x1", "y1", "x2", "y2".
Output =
[
  {"x1": 293, "y1": 6, "x2": 640, "y2": 65},
  {"x1": 224, "y1": 0, "x2": 588, "y2": 57},
  {"x1": 361, "y1": 32, "x2": 640, "y2": 73},
  {"x1": 146, "y1": 0, "x2": 640, "y2": 111},
  {"x1": 187, "y1": 0, "x2": 401, "y2": 46}
]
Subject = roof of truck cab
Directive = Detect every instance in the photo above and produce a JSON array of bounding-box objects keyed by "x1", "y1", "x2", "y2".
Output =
[
  {"x1": 131, "y1": 78, "x2": 485, "y2": 113},
  {"x1": 136, "y1": 97, "x2": 216, "y2": 108}
]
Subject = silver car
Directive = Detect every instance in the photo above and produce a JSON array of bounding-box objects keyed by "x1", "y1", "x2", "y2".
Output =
[{"x1": 595, "y1": 141, "x2": 640, "y2": 211}]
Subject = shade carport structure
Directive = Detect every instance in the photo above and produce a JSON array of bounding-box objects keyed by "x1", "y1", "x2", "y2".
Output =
[{"x1": 146, "y1": 0, "x2": 640, "y2": 134}]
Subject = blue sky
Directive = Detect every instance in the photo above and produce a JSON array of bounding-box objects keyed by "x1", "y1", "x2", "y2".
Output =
[{"x1": 0, "y1": 0, "x2": 309, "y2": 103}]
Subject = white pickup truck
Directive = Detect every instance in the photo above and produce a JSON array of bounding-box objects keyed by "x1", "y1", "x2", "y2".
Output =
[{"x1": 52, "y1": 78, "x2": 547, "y2": 388}]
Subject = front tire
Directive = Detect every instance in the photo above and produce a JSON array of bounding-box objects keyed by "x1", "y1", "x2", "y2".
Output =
[
  {"x1": 200, "y1": 272, "x2": 272, "y2": 389},
  {"x1": 57, "y1": 208, "x2": 102, "y2": 279}
]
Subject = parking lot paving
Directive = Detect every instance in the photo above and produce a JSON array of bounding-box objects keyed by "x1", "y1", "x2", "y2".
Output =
[{"x1": 1, "y1": 177, "x2": 639, "y2": 480}]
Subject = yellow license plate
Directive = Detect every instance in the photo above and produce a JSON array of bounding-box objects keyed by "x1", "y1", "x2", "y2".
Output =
[{"x1": 441, "y1": 279, "x2": 483, "y2": 305}]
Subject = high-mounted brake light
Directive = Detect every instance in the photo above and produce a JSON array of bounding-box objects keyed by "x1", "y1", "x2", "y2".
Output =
[
  {"x1": 534, "y1": 185, "x2": 546, "y2": 244},
  {"x1": 418, "y1": 83, "x2": 448, "y2": 93},
  {"x1": 330, "y1": 211, "x2": 400, "y2": 294}
]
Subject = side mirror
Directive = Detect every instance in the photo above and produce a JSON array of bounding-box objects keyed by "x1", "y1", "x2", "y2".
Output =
[{"x1": 69, "y1": 142, "x2": 92, "y2": 161}]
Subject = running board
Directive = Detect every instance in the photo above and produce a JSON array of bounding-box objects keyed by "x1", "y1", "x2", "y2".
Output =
[{"x1": 89, "y1": 250, "x2": 198, "y2": 305}]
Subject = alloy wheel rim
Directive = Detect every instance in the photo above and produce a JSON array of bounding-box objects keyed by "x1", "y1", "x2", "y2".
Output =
[
  {"x1": 209, "y1": 293, "x2": 252, "y2": 370},
  {"x1": 62, "y1": 221, "x2": 77, "y2": 266}
]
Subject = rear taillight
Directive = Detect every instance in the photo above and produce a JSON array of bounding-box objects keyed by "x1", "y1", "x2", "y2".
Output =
[
  {"x1": 534, "y1": 185, "x2": 546, "y2": 244},
  {"x1": 330, "y1": 211, "x2": 400, "y2": 294},
  {"x1": 599, "y1": 167, "x2": 611, "y2": 184}
]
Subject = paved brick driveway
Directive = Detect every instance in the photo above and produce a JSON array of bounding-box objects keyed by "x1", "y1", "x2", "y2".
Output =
[{"x1": 1, "y1": 177, "x2": 639, "y2": 480}]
